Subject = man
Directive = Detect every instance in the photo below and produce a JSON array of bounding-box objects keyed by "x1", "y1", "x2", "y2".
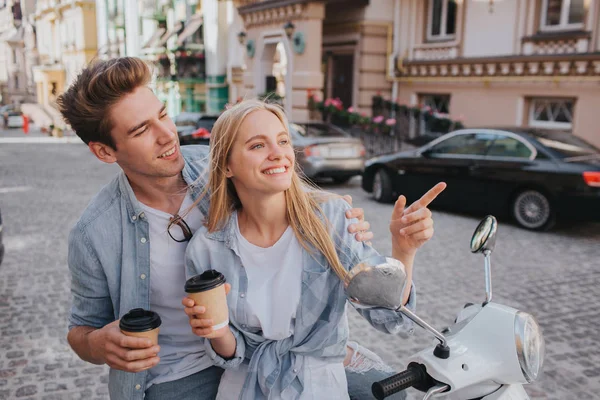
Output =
[{"x1": 59, "y1": 57, "x2": 391, "y2": 400}]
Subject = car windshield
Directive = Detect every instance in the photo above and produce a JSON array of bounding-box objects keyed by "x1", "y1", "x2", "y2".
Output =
[
  {"x1": 290, "y1": 123, "x2": 346, "y2": 138},
  {"x1": 533, "y1": 131, "x2": 600, "y2": 160}
]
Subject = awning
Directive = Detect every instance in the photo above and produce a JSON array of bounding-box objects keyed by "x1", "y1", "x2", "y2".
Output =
[
  {"x1": 176, "y1": 13, "x2": 203, "y2": 47},
  {"x1": 0, "y1": 27, "x2": 17, "y2": 41},
  {"x1": 142, "y1": 27, "x2": 166, "y2": 49},
  {"x1": 156, "y1": 22, "x2": 183, "y2": 48},
  {"x1": 5, "y1": 26, "x2": 24, "y2": 44}
]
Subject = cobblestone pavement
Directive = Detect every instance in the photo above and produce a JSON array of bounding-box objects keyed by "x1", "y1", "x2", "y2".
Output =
[{"x1": 1, "y1": 136, "x2": 599, "y2": 399}]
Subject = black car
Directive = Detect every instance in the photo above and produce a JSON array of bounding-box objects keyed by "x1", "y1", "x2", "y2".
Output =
[
  {"x1": 362, "y1": 128, "x2": 600, "y2": 230},
  {"x1": 175, "y1": 113, "x2": 219, "y2": 146},
  {"x1": 0, "y1": 208, "x2": 4, "y2": 266}
]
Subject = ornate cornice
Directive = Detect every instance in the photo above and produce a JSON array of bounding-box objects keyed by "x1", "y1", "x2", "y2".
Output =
[
  {"x1": 239, "y1": 2, "x2": 309, "y2": 28},
  {"x1": 237, "y1": 0, "x2": 311, "y2": 14},
  {"x1": 395, "y1": 53, "x2": 600, "y2": 81}
]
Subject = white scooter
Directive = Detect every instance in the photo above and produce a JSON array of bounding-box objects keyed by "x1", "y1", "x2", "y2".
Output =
[{"x1": 345, "y1": 216, "x2": 545, "y2": 400}]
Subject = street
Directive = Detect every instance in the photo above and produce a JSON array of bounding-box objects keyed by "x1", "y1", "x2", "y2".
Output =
[{"x1": 1, "y1": 129, "x2": 599, "y2": 399}]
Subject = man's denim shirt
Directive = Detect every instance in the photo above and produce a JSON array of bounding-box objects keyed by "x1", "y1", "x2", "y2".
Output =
[
  {"x1": 185, "y1": 196, "x2": 417, "y2": 400},
  {"x1": 67, "y1": 145, "x2": 212, "y2": 400}
]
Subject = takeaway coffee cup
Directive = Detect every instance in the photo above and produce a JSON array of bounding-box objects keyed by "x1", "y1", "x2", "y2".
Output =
[
  {"x1": 119, "y1": 308, "x2": 162, "y2": 345},
  {"x1": 185, "y1": 270, "x2": 229, "y2": 338}
]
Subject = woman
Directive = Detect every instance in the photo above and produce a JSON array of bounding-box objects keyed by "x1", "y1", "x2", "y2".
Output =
[{"x1": 183, "y1": 99, "x2": 445, "y2": 399}]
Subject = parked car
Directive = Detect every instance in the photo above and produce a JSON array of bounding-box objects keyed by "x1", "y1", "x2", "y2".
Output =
[
  {"x1": 6, "y1": 111, "x2": 23, "y2": 128},
  {"x1": 290, "y1": 122, "x2": 366, "y2": 183},
  {"x1": 0, "y1": 208, "x2": 4, "y2": 266},
  {"x1": 362, "y1": 127, "x2": 600, "y2": 230},
  {"x1": 175, "y1": 113, "x2": 219, "y2": 146}
]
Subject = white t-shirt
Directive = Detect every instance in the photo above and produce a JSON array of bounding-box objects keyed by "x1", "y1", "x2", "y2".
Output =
[
  {"x1": 216, "y1": 212, "x2": 348, "y2": 399},
  {"x1": 140, "y1": 191, "x2": 211, "y2": 387}
]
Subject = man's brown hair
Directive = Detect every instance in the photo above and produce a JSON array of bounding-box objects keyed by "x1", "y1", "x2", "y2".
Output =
[{"x1": 57, "y1": 57, "x2": 153, "y2": 149}]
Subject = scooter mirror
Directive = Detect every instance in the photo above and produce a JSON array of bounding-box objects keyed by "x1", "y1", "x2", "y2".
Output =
[
  {"x1": 345, "y1": 256, "x2": 407, "y2": 310},
  {"x1": 470, "y1": 215, "x2": 498, "y2": 254}
]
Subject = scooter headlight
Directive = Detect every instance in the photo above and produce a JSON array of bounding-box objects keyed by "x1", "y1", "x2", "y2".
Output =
[{"x1": 515, "y1": 311, "x2": 545, "y2": 383}]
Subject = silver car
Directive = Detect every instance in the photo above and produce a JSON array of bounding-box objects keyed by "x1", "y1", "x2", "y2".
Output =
[{"x1": 290, "y1": 122, "x2": 365, "y2": 184}]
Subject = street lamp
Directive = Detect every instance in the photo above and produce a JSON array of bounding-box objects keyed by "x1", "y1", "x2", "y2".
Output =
[
  {"x1": 237, "y1": 31, "x2": 247, "y2": 45},
  {"x1": 283, "y1": 21, "x2": 295, "y2": 39}
]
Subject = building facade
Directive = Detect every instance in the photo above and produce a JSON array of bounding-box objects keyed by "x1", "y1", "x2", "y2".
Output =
[
  {"x1": 232, "y1": 0, "x2": 397, "y2": 121},
  {"x1": 32, "y1": 0, "x2": 98, "y2": 128},
  {"x1": 232, "y1": 0, "x2": 600, "y2": 146},
  {"x1": 96, "y1": 0, "x2": 211, "y2": 116},
  {"x1": 0, "y1": 0, "x2": 38, "y2": 107},
  {"x1": 393, "y1": 0, "x2": 600, "y2": 147}
]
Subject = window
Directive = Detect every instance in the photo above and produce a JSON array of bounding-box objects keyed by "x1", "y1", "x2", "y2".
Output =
[
  {"x1": 534, "y1": 131, "x2": 599, "y2": 159},
  {"x1": 420, "y1": 94, "x2": 450, "y2": 114},
  {"x1": 541, "y1": 0, "x2": 585, "y2": 31},
  {"x1": 427, "y1": 0, "x2": 457, "y2": 41},
  {"x1": 529, "y1": 98, "x2": 574, "y2": 130},
  {"x1": 487, "y1": 136, "x2": 534, "y2": 159},
  {"x1": 428, "y1": 133, "x2": 495, "y2": 156}
]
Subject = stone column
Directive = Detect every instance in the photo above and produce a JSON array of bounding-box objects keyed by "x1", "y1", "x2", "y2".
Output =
[
  {"x1": 95, "y1": 0, "x2": 108, "y2": 57},
  {"x1": 124, "y1": 0, "x2": 140, "y2": 57},
  {"x1": 288, "y1": 2, "x2": 325, "y2": 121},
  {"x1": 203, "y1": 0, "x2": 229, "y2": 113}
]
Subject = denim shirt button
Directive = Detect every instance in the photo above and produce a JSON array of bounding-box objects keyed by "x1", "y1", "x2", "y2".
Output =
[
  {"x1": 140, "y1": 274, "x2": 147, "y2": 280},
  {"x1": 140, "y1": 237, "x2": 147, "y2": 243},
  {"x1": 131, "y1": 215, "x2": 137, "y2": 221},
  {"x1": 293, "y1": 368, "x2": 298, "y2": 373},
  {"x1": 135, "y1": 384, "x2": 141, "y2": 390},
  {"x1": 140, "y1": 212, "x2": 146, "y2": 220},
  {"x1": 241, "y1": 324, "x2": 247, "y2": 329},
  {"x1": 240, "y1": 293, "x2": 245, "y2": 298}
]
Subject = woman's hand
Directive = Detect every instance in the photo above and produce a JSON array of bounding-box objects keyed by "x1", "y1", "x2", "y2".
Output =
[
  {"x1": 182, "y1": 283, "x2": 232, "y2": 338},
  {"x1": 389, "y1": 182, "x2": 446, "y2": 255},
  {"x1": 342, "y1": 195, "x2": 373, "y2": 244}
]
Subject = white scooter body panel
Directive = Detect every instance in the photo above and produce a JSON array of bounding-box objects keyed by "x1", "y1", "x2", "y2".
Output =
[
  {"x1": 410, "y1": 303, "x2": 528, "y2": 399},
  {"x1": 483, "y1": 384, "x2": 529, "y2": 400}
]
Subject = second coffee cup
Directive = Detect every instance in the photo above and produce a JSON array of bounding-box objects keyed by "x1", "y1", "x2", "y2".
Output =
[
  {"x1": 185, "y1": 270, "x2": 229, "y2": 339},
  {"x1": 119, "y1": 308, "x2": 162, "y2": 345}
]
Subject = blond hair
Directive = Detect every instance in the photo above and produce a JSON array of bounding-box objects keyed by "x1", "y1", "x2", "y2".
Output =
[{"x1": 201, "y1": 99, "x2": 347, "y2": 280}]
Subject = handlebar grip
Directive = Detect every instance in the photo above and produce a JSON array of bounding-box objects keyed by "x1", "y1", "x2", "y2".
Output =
[{"x1": 372, "y1": 364, "x2": 427, "y2": 400}]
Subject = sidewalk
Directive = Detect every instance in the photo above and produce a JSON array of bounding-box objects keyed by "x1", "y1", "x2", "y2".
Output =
[{"x1": 0, "y1": 126, "x2": 82, "y2": 144}]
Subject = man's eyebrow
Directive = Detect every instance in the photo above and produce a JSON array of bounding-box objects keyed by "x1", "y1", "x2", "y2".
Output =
[{"x1": 127, "y1": 105, "x2": 167, "y2": 135}]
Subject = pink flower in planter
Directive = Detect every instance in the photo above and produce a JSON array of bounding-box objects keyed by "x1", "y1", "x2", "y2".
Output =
[
  {"x1": 385, "y1": 118, "x2": 396, "y2": 126},
  {"x1": 373, "y1": 115, "x2": 384, "y2": 124},
  {"x1": 324, "y1": 98, "x2": 333, "y2": 107},
  {"x1": 348, "y1": 106, "x2": 355, "y2": 113},
  {"x1": 332, "y1": 98, "x2": 343, "y2": 110}
]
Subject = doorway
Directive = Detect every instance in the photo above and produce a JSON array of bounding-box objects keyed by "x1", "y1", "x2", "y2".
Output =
[{"x1": 331, "y1": 54, "x2": 354, "y2": 109}]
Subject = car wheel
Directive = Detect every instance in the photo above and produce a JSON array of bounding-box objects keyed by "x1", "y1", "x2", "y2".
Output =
[
  {"x1": 332, "y1": 176, "x2": 353, "y2": 184},
  {"x1": 512, "y1": 189, "x2": 555, "y2": 231},
  {"x1": 372, "y1": 169, "x2": 394, "y2": 203}
]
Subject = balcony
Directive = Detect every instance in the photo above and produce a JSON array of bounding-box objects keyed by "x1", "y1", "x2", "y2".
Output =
[{"x1": 521, "y1": 30, "x2": 591, "y2": 56}]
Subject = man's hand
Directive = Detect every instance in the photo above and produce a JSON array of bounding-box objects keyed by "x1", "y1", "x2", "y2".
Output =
[
  {"x1": 342, "y1": 195, "x2": 373, "y2": 244},
  {"x1": 88, "y1": 320, "x2": 160, "y2": 373},
  {"x1": 390, "y1": 182, "x2": 447, "y2": 255}
]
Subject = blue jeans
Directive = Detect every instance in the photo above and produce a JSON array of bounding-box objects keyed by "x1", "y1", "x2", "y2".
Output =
[
  {"x1": 144, "y1": 363, "x2": 407, "y2": 400},
  {"x1": 144, "y1": 366, "x2": 223, "y2": 400},
  {"x1": 347, "y1": 369, "x2": 407, "y2": 400}
]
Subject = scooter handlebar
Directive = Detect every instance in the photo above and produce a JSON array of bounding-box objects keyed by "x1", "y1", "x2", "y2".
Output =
[{"x1": 372, "y1": 363, "x2": 430, "y2": 400}]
